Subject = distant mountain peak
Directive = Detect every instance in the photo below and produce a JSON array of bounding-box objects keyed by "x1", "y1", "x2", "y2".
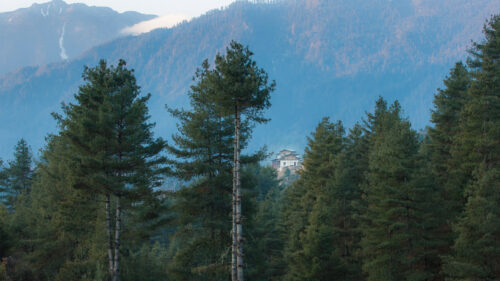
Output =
[
  {"x1": 0, "y1": 1, "x2": 155, "y2": 76},
  {"x1": 32, "y1": 0, "x2": 68, "y2": 15},
  {"x1": 31, "y1": 0, "x2": 67, "y2": 7}
]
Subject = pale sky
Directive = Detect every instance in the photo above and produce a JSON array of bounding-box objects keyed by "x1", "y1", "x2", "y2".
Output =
[{"x1": 0, "y1": 0, "x2": 237, "y2": 17}]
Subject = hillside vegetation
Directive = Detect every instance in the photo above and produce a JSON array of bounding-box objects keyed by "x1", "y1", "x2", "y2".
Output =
[{"x1": 0, "y1": 0, "x2": 497, "y2": 159}]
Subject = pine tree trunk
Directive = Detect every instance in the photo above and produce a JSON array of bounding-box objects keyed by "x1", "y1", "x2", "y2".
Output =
[
  {"x1": 232, "y1": 182, "x2": 237, "y2": 281},
  {"x1": 235, "y1": 104, "x2": 244, "y2": 281},
  {"x1": 112, "y1": 195, "x2": 121, "y2": 281},
  {"x1": 231, "y1": 106, "x2": 238, "y2": 281},
  {"x1": 105, "y1": 194, "x2": 114, "y2": 279}
]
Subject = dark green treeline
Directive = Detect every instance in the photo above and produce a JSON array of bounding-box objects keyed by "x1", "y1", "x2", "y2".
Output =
[{"x1": 1, "y1": 15, "x2": 500, "y2": 281}]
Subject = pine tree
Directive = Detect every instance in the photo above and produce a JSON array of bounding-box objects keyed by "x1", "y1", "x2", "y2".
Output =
[
  {"x1": 283, "y1": 118, "x2": 357, "y2": 281},
  {"x1": 429, "y1": 62, "x2": 470, "y2": 179},
  {"x1": 444, "y1": 15, "x2": 500, "y2": 281},
  {"x1": 245, "y1": 165, "x2": 285, "y2": 281},
  {"x1": 0, "y1": 139, "x2": 33, "y2": 211},
  {"x1": 411, "y1": 136, "x2": 450, "y2": 281},
  {"x1": 208, "y1": 41, "x2": 275, "y2": 281},
  {"x1": 0, "y1": 160, "x2": 7, "y2": 206},
  {"x1": 55, "y1": 59, "x2": 166, "y2": 281},
  {"x1": 332, "y1": 124, "x2": 370, "y2": 281},
  {"x1": 428, "y1": 62, "x2": 471, "y2": 222},
  {"x1": 166, "y1": 58, "x2": 263, "y2": 281},
  {"x1": 24, "y1": 135, "x2": 104, "y2": 280},
  {"x1": 444, "y1": 165, "x2": 500, "y2": 280},
  {"x1": 0, "y1": 142, "x2": 36, "y2": 279},
  {"x1": 426, "y1": 62, "x2": 472, "y2": 268},
  {"x1": 299, "y1": 119, "x2": 346, "y2": 281},
  {"x1": 3, "y1": 135, "x2": 167, "y2": 280},
  {"x1": 166, "y1": 59, "x2": 237, "y2": 281},
  {"x1": 457, "y1": 15, "x2": 500, "y2": 170},
  {"x1": 362, "y1": 100, "x2": 412, "y2": 281},
  {"x1": 281, "y1": 176, "x2": 310, "y2": 280},
  {"x1": 0, "y1": 204, "x2": 8, "y2": 258},
  {"x1": 361, "y1": 99, "x2": 443, "y2": 281}
]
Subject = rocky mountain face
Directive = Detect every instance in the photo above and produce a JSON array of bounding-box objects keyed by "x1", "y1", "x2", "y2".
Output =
[
  {"x1": 0, "y1": 0, "x2": 154, "y2": 75},
  {"x1": 0, "y1": 0, "x2": 498, "y2": 159}
]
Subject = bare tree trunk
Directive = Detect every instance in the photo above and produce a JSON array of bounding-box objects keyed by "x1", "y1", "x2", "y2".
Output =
[
  {"x1": 235, "y1": 104, "x2": 244, "y2": 281},
  {"x1": 105, "y1": 194, "x2": 114, "y2": 279},
  {"x1": 232, "y1": 186, "x2": 237, "y2": 281},
  {"x1": 111, "y1": 195, "x2": 121, "y2": 281},
  {"x1": 231, "y1": 107, "x2": 238, "y2": 281}
]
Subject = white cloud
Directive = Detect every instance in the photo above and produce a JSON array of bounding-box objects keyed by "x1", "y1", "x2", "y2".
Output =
[{"x1": 121, "y1": 14, "x2": 191, "y2": 35}]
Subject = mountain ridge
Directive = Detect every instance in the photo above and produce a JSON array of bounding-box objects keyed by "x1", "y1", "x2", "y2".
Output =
[
  {"x1": 0, "y1": 0, "x2": 498, "y2": 160},
  {"x1": 0, "y1": 0, "x2": 155, "y2": 76}
]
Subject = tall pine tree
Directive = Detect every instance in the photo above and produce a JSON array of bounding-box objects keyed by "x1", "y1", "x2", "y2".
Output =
[
  {"x1": 166, "y1": 58, "x2": 263, "y2": 281},
  {"x1": 208, "y1": 41, "x2": 275, "y2": 281},
  {"x1": 444, "y1": 15, "x2": 500, "y2": 281},
  {"x1": 361, "y1": 98, "x2": 443, "y2": 281},
  {"x1": 55, "y1": 59, "x2": 166, "y2": 281},
  {"x1": 282, "y1": 118, "x2": 363, "y2": 281},
  {"x1": 427, "y1": 62, "x2": 471, "y2": 265},
  {"x1": 25, "y1": 135, "x2": 105, "y2": 280},
  {"x1": 332, "y1": 124, "x2": 370, "y2": 281},
  {"x1": 166, "y1": 59, "x2": 237, "y2": 281}
]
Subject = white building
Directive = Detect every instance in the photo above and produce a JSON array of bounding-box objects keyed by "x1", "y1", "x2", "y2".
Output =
[{"x1": 272, "y1": 149, "x2": 301, "y2": 175}]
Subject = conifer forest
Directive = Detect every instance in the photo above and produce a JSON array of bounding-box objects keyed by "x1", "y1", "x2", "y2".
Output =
[{"x1": 0, "y1": 12, "x2": 499, "y2": 281}]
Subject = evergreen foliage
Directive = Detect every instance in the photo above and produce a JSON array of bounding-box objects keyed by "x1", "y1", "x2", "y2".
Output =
[
  {"x1": 209, "y1": 40, "x2": 275, "y2": 122},
  {"x1": 165, "y1": 59, "x2": 237, "y2": 281},
  {"x1": 245, "y1": 165, "x2": 285, "y2": 281},
  {"x1": 0, "y1": 139, "x2": 33, "y2": 210},
  {"x1": 120, "y1": 243, "x2": 169, "y2": 281},
  {"x1": 361, "y1": 99, "x2": 444, "y2": 281},
  {"x1": 0, "y1": 160, "x2": 6, "y2": 207},
  {"x1": 0, "y1": 205, "x2": 8, "y2": 257},
  {"x1": 459, "y1": 15, "x2": 500, "y2": 170},
  {"x1": 283, "y1": 118, "x2": 364, "y2": 281},
  {"x1": 165, "y1": 55, "x2": 265, "y2": 281},
  {"x1": 429, "y1": 62, "x2": 471, "y2": 176},
  {"x1": 427, "y1": 62, "x2": 472, "y2": 264},
  {"x1": 208, "y1": 40, "x2": 275, "y2": 281},
  {"x1": 444, "y1": 165, "x2": 500, "y2": 280},
  {"x1": 54, "y1": 59, "x2": 166, "y2": 281},
  {"x1": 26, "y1": 136, "x2": 104, "y2": 281},
  {"x1": 429, "y1": 62, "x2": 471, "y2": 212},
  {"x1": 56, "y1": 59, "x2": 166, "y2": 199},
  {"x1": 332, "y1": 124, "x2": 370, "y2": 280},
  {"x1": 444, "y1": 15, "x2": 500, "y2": 281}
]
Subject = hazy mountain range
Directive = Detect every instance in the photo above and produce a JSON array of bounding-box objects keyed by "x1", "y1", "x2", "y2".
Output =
[
  {"x1": 0, "y1": 0, "x2": 498, "y2": 160},
  {"x1": 0, "y1": 0, "x2": 154, "y2": 75}
]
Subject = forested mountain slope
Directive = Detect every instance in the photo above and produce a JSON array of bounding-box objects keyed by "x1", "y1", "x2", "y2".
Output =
[
  {"x1": 0, "y1": 0, "x2": 154, "y2": 75},
  {"x1": 0, "y1": 0, "x2": 497, "y2": 159}
]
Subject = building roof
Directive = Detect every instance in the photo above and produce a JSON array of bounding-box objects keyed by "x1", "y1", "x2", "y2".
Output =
[
  {"x1": 275, "y1": 149, "x2": 301, "y2": 161},
  {"x1": 282, "y1": 155, "x2": 300, "y2": 160},
  {"x1": 278, "y1": 149, "x2": 298, "y2": 154}
]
